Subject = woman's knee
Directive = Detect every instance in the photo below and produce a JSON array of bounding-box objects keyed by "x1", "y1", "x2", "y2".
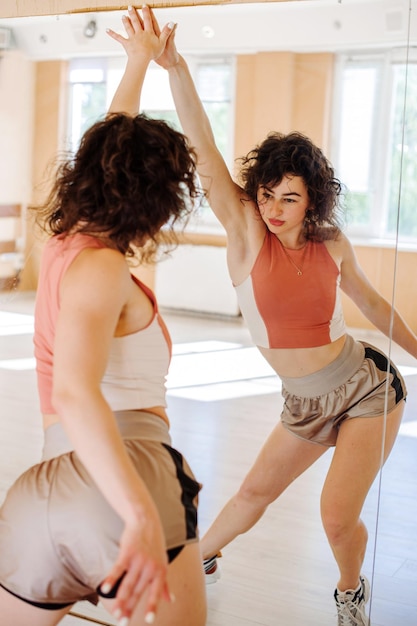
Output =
[
  {"x1": 237, "y1": 476, "x2": 275, "y2": 508},
  {"x1": 321, "y1": 505, "x2": 368, "y2": 548},
  {"x1": 321, "y1": 510, "x2": 351, "y2": 544}
]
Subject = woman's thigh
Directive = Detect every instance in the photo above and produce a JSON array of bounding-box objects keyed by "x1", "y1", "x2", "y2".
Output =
[
  {"x1": 321, "y1": 401, "x2": 405, "y2": 523},
  {"x1": 101, "y1": 542, "x2": 207, "y2": 626},
  {"x1": 238, "y1": 421, "x2": 328, "y2": 504}
]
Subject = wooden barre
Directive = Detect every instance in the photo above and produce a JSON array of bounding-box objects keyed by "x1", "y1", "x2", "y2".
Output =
[{"x1": 0, "y1": 0, "x2": 293, "y2": 19}]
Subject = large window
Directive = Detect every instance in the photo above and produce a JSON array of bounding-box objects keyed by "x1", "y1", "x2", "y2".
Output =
[
  {"x1": 67, "y1": 55, "x2": 234, "y2": 231},
  {"x1": 67, "y1": 58, "x2": 108, "y2": 153},
  {"x1": 332, "y1": 50, "x2": 417, "y2": 244}
]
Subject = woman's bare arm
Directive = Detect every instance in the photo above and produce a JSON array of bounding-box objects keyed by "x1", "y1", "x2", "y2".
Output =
[
  {"x1": 340, "y1": 234, "x2": 417, "y2": 359},
  {"x1": 156, "y1": 21, "x2": 253, "y2": 235},
  {"x1": 52, "y1": 248, "x2": 170, "y2": 622}
]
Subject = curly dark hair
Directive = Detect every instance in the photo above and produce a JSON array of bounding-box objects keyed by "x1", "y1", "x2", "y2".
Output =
[
  {"x1": 33, "y1": 113, "x2": 201, "y2": 262},
  {"x1": 238, "y1": 131, "x2": 344, "y2": 241}
]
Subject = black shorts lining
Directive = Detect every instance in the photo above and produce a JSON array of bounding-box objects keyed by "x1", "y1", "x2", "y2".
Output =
[
  {"x1": 0, "y1": 583, "x2": 73, "y2": 610},
  {"x1": 364, "y1": 345, "x2": 406, "y2": 404},
  {"x1": 162, "y1": 443, "x2": 200, "y2": 540},
  {"x1": 0, "y1": 544, "x2": 186, "y2": 609}
]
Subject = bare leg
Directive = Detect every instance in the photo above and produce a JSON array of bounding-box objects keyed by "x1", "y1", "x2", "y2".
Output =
[
  {"x1": 0, "y1": 587, "x2": 72, "y2": 626},
  {"x1": 321, "y1": 401, "x2": 404, "y2": 591},
  {"x1": 201, "y1": 421, "x2": 328, "y2": 560},
  {"x1": 101, "y1": 542, "x2": 206, "y2": 626}
]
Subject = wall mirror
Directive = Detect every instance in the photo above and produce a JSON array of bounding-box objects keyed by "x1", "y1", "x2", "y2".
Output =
[{"x1": 0, "y1": 1, "x2": 416, "y2": 625}]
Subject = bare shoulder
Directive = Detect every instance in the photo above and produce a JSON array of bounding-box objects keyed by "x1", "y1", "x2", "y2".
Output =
[
  {"x1": 61, "y1": 245, "x2": 131, "y2": 305},
  {"x1": 322, "y1": 228, "x2": 351, "y2": 262},
  {"x1": 69, "y1": 245, "x2": 127, "y2": 275}
]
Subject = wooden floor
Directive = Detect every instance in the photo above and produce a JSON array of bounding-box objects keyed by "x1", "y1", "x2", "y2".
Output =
[{"x1": 1, "y1": 291, "x2": 416, "y2": 626}]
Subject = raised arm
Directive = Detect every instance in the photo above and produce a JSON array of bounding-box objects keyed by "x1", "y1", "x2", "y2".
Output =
[
  {"x1": 155, "y1": 20, "x2": 251, "y2": 233},
  {"x1": 107, "y1": 5, "x2": 173, "y2": 115}
]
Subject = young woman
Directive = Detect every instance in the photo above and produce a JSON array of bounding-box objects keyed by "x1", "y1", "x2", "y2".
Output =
[
  {"x1": 143, "y1": 11, "x2": 417, "y2": 626},
  {"x1": 0, "y1": 9, "x2": 206, "y2": 626}
]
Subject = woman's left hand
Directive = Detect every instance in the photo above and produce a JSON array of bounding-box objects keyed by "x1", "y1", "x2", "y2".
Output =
[
  {"x1": 101, "y1": 512, "x2": 171, "y2": 624},
  {"x1": 107, "y1": 5, "x2": 173, "y2": 63}
]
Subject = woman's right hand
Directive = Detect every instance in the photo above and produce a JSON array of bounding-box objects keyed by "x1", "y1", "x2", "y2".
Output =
[
  {"x1": 101, "y1": 510, "x2": 171, "y2": 624},
  {"x1": 106, "y1": 5, "x2": 175, "y2": 114}
]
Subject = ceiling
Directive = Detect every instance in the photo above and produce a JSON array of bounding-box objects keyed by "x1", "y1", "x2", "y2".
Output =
[{"x1": 0, "y1": 0, "x2": 415, "y2": 59}]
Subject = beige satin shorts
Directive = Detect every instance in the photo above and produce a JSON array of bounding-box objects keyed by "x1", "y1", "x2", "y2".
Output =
[
  {"x1": 280, "y1": 334, "x2": 407, "y2": 447},
  {"x1": 0, "y1": 411, "x2": 201, "y2": 608}
]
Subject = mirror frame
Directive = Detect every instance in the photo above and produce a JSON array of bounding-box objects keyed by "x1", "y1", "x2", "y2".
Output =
[
  {"x1": 1, "y1": 0, "x2": 293, "y2": 19},
  {"x1": 1, "y1": 3, "x2": 415, "y2": 625}
]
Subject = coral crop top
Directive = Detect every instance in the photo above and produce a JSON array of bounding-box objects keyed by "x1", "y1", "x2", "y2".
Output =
[
  {"x1": 34, "y1": 233, "x2": 171, "y2": 415},
  {"x1": 234, "y1": 231, "x2": 346, "y2": 349}
]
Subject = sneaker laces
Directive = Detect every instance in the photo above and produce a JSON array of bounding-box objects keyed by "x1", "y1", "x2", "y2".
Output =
[
  {"x1": 203, "y1": 555, "x2": 218, "y2": 575},
  {"x1": 334, "y1": 578, "x2": 369, "y2": 626}
]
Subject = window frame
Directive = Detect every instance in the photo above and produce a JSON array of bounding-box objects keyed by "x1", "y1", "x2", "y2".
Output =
[{"x1": 331, "y1": 47, "x2": 417, "y2": 247}]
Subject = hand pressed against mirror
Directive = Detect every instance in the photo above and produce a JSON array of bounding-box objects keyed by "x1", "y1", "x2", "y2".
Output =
[{"x1": 0, "y1": 2, "x2": 416, "y2": 625}]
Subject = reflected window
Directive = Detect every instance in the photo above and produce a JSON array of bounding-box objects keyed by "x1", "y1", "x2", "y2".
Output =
[
  {"x1": 67, "y1": 56, "x2": 233, "y2": 231},
  {"x1": 333, "y1": 51, "x2": 417, "y2": 243},
  {"x1": 387, "y1": 63, "x2": 417, "y2": 239},
  {"x1": 141, "y1": 59, "x2": 233, "y2": 164},
  {"x1": 195, "y1": 61, "x2": 233, "y2": 161},
  {"x1": 68, "y1": 58, "x2": 107, "y2": 152}
]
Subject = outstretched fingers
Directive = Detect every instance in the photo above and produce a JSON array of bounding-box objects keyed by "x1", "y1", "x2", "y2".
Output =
[
  {"x1": 106, "y1": 6, "x2": 141, "y2": 43},
  {"x1": 143, "y1": 4, "x2": 175, "y2": 48},
  {"x1": 129, "y1": 5, "x2": 145, "y2": 30},
  {"x1": 149, "y1": 5, "x2": 162, "y2": 36},
  {"x1": 106, "y1": 5, "x2": 174, "y2": 61}
]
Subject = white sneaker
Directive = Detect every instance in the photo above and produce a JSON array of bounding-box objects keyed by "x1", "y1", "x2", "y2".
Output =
[
  {"x1": 334, "y1": 575, "x2": 370, "y2": 626},
  {"x1": 203, "y1": 555, "x2": 221, "y2": 585}
]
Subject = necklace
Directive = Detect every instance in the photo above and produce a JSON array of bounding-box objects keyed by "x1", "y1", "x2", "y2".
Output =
[{"x1": 278, "y1": 238, "x2": 308, "y2": 276}]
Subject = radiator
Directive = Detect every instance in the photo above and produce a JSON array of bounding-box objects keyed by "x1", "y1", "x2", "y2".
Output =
[{"x1": 155, "y1": 245, "x2": 240, "y2": 317}]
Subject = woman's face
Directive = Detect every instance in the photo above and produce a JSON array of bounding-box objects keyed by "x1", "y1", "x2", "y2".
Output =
[{"x1": 256, "y1": 175, "x2": 310, "y2": 236}]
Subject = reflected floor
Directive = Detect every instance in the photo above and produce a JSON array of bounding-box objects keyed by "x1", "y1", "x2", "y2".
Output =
[{"x1": 0, "y1": 292, "x2": 416, "y2": 626}]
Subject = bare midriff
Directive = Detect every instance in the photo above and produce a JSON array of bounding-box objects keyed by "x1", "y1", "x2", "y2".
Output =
[{"x1": 258, "y1": 334, "x2": 347, "y2": 378}]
